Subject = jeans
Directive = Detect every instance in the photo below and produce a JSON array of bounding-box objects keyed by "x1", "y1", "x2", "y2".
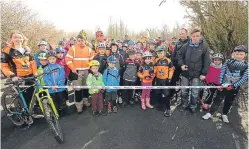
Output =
[{"x1": 181, "y1": 76, "x2": 200, "y2": 109}]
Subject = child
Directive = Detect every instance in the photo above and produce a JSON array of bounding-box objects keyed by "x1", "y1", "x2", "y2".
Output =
[
  {"x1": 86, "y1": 60, "x2": 107, "y2": 117},
  {"x1": 202, "y1": 45, "x2": 248, "y2": 123},
  {"x1": 202, "y1": 53, "x2": 224, "y2": 110},
  {"x1": 93, "y1": 43, "x2": 108, "y2": 74},
  {"x1": 43, "y1": 51, "x2": 67, "y2": 117},
  {"x1": 55, "y1": 48, "x2": 70, "y2": 79},
  {"x1": 103, "y1": 55, "x2": 120, "y2": 113},
  {"x1": 37, "y1": 53, "x2": 48, "y2": 85},
  {"x1": 122, "y1": 50, "x2": 140, "y2": 107},
  {"x1": 137, "y1": 51, "x2": 155, "y2": 110},
  {"x1": 154, "y1": 46, "x2": 174, "y2": 117},
  {"x1": 128, "y1": 40, "x2": 136, "y2": 51},
  {"x1": 35, "y1": 40, "x2": 48, "y2": 68},
  {"x1": 134, "y1": 50, "x2": 143, "y2": 103}
]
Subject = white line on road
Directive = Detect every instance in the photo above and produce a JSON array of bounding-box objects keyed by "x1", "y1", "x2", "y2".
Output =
[{"x1": 81, "y1": 130, "x2": 109, "y2": 149}]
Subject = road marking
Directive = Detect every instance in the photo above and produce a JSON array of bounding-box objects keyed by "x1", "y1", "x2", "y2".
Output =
[
  {"x1": 81, "y1": 130, "x2": 109, "y2": 149},
  {"x1": 232, "y1": 133, "x2": 241, "y2": 149},
  {"x1": 171, "y1": 134, "x2": 176, "y2": 140}
]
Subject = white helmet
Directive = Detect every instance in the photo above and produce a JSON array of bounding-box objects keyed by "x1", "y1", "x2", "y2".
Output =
[
  {"x1": 212, "y1": 53, "x2": 224, "y2": 60},
  {"x1": 142, "y1": 51, "x2": 153, "y2": 58},
  {"x1": 37, "y1": 40, "x2": 47, "y2": 46}
]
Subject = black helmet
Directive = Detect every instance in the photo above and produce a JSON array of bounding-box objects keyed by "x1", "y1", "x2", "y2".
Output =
[{"x1": 233, "y1": 45, "x2": 248, "y2": 53}]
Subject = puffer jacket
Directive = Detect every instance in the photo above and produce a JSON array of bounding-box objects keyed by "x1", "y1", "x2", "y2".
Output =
[
  {"x1": 86, "y1": 72, "x2": 104, "y2": 94},
  {"x1": 43, "y1": 63, "x2": 65, "y2": 93},
  {"x1": 178, "y1": 39, "x2": 210, "y2": 78},
  {"x1": 103, "y1": 67, "x2": 120, "y2": 92},
  {"x1": 123, "y1": 58, "x2": 139, "y2": 82}
]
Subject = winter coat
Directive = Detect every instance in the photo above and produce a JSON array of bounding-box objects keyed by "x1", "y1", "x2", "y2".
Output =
[
  {"x1": 93, "y1": 54, "x2": 108, "y2": 74},
  {"x1": 34, "y1": 50, "x2": 48, "y2": 68},
  {"x1": 154, "y1": 57, "x2": 174, "y2": 80},
  {"x1": 219, "y1": 59, "x2": 248, "y2": 89},
  {"x1": 110, "y1": 52, "x2": 125, "y2": 76},
  {"x1": 56, "y1": 58, "x2": 70, "y2": 78},
  {"x1": 205, "y1": 63, "x2": 222, "y2": 85},
  {"x1": 178, "y1": 39, "x2": 210, "y2": 78},
  {"x1": 43, "y1": 63, "x2": 65, "y2": 93},
  {"x1": 103, "y1": 67, "x2": 120, "y2": 92},
  {"x1": 172, "y1": 37, "x2": 190, "y2": 66},
  {"x1": 137, "y1": 63, "x2": 155, "y2": 83},
  {"x1": 123, "y1": 58, "x2": 139, "y2": 82},
  {"x1": 86, "y1": 72, "x2": 104, "y2": 94}
]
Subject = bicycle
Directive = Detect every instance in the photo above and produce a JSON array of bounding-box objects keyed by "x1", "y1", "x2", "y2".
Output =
[{"x1": 1, "y1": 68, "x2": 64, "y2": 143}]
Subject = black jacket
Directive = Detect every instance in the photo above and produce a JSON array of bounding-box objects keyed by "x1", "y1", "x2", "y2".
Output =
[
  {"x1": 93, "y1": 54, "x2": 108, "y2": 74},
  {"x1": 178, "y1": 40, "x2": 211, "y2": 78},
  {"x1": 172, "y1": 37, "x2": 190, "y2": 66}
]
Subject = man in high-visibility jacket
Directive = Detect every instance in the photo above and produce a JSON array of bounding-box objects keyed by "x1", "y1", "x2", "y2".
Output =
[{"x1": 65, "y1": 34, "x2": 95, "y2": 113}]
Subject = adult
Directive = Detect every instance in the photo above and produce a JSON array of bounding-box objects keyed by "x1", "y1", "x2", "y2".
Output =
[
  {"x1": 65, "y1": 33, "x2": 95, "y2": 113},
  {"x1": 178, "y1": 28, "x2": 210, "y2": 113},
  {"x1": 170, "y1": 28, "x2": 190, "y2": 95},
  {"x1": 123, "y1": 34, "x2": 130, "y2": 45},
  {"x1": 1, "y1": 30, "x2": 38, "y2": 116}
]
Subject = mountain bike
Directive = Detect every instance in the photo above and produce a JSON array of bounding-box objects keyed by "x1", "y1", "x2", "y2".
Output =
[{"x1": 1, "y1": 68, "x2": 64, "y2": 143}]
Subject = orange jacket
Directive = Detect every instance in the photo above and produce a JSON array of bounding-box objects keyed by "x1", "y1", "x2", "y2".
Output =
[
  {"x1": 1, "y1": 46, "x2": 37, "y2": 77},
  {"x1": 154, "y1": 57, "x2": 174, "y2": 80},
  {"x1": 137, "y1": 64, "x2": 155, "y2": 83},
  {"x1": 65, "y1": 44, "x2": 95, "y2": 72}
]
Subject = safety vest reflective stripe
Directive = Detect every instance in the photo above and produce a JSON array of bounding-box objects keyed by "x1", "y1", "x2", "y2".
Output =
[
  {"x1": 73, "y1": 58, "x2": 90, "y2": 60},
  {"x1": 66, "y1": 54, "x2": 73, "y2": 59},
  {"x1": 75, "y1": 67, "x2": 89, "y2": 70},
  {"x1": 66, "y1": 61, "x2": 72, "y2": 65}
]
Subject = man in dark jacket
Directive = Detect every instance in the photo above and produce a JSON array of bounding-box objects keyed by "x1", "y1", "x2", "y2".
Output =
[
  {"x1": 178, "y1": 28, "x2": 211, "y2": 113},
  {"x1": 170, "y1": 28, "x2": 190, "y2": 99}
]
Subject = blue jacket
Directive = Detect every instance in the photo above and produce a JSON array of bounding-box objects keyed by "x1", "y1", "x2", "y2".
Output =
[
  {"x1": 34, "y1": 50, "x2": 48, "y2": 68},
  {"x1": 103, "y1": 67, "x2": 120, "y2": 92},
  {"x1": 43, "y1": 63, "x2": 65, "y2": 93}
]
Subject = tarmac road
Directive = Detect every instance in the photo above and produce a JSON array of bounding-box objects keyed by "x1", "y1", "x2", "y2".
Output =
[{"x1": 1, "y1": 101, "x2": 248, "y2": 149}]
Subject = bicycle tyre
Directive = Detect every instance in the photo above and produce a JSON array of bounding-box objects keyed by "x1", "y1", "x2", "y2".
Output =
[
  {"x1": 42, "y1": 99, "x2": 64, "y2": 144},
  {"x1": 1, "y1": 91, "x2": 25, "y2": 126}
]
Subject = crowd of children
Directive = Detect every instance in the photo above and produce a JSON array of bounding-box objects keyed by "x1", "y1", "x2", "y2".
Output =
[{"x1": 1, "y1": 30, "x2": 247, "y2": 123}]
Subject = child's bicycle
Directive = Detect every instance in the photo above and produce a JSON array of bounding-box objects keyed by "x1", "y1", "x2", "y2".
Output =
[{"x1": 1, "y1": 68, "x2": 64, "y2": 143}]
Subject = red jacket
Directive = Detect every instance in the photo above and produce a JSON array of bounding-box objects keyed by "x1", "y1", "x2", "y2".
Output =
[{"x1": 205, "y1": 65, "x2": 222, "y2": 85}]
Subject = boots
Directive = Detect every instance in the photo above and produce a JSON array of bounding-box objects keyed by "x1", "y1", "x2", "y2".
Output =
[
  {"x1": 141, "y1": 98, "x2": 146, "y2": 110},
  {"x1": 75, "y1": 100, "x2": 83, "y2": 113},
  {"x1": 145, "y1": 98, "x2": 154, "y2": 109}
]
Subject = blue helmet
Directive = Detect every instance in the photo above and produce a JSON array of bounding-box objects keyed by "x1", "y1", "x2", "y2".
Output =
[
  {"x1": 128, "y1": 40, "x2": 136, "y2": 45},
  {"x1": 107, "y1": 55, "x2": 117, "y2": 63},
  {"x1": 55, "y1": 48, "x2": 64, "y2": 53}
]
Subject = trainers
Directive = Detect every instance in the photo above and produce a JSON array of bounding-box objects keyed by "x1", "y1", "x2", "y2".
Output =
[
  {"x1": 118, "y1": 97, "x2": 123, "y2": 104},
  {"x1": 164, "y1": 109, "x2": 171, "y2": 117},
  {"x1": 222, "y1": 115, "x2": 229, "y2": 123},
  {"x1": 93, "y1": 111, "x2": 99, "y2": 117},
  {"x1": 99, "y1": 110, "x2": 107, "y2": 116},
  {"x1": 202, "y1": 113, "x2": 212, "y2": 120},
  {"x1": 113, "y1": 106, "x2": 118, "y2": 113}
]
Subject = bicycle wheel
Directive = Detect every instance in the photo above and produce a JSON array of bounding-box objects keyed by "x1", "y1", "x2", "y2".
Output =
[
  {"x1": 42, "y1": 99, "x2": 64, "y2": 144},
  {"x1": 1, "y1": 91, "x2": 25, "y2": 126}
]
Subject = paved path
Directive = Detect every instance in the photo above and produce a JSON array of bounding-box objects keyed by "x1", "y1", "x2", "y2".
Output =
[{"x1": 1, "y1": 102, "x2": 248, "y2": 149}]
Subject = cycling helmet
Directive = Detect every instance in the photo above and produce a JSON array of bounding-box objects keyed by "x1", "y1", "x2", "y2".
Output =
[
  {"x1": 38, "y1": 53, "x2": 47, "y2": 60},
  {"x1": 79, "y1": 30, "x2": 88, "y2": 38},
  {"x1": 55, "y1": 48, "x2": 64, "y2": 53},
  {"x1": 122, "y1": 43, "x2": 128, "y2": 47},
  {"x1": 128, "y1": 40, "x2": 136, "y2": 45},
  {"x1": 233, "y1": 45, "x2": 248, "y2": 53},
  {"x1": 37, "y1": 40, "x2": 47, "y2": 46},
  {"x1": 148, "y1": 39, "x2": 157, "y2": 45},
  {"x1": 70, "y1": 37, "x2": 76, "y2": 41},
  {"x1": 47, "y1": 51, "x2": 57, "y2": 58},
  {"x1": 107, "y1": 55, "x2": 117, "y2": 63},
  {"x1": 97, "y1": 42, "x2": 106, "y2": 48},
  {"x1": 96, "y1": 31, "x2": 103, "y2": 37},
  {"x1": 156, "y1": 46, "x2": 166, "y2": 51},
  {"x1": 142, "y1": 51, "x2": 153, "y2": 58},
  {"x1": 89, "y1": 60, "x2": 100, "y2": 67},
  {"x1": 58, "y1": 40, "x2": 65, "y2": 46},
  {"x1": 212, "y1": 53, "x2": 224, "y2": 60}
]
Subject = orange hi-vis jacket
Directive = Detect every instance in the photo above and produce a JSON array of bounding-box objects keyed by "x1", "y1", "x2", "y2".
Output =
[
  {"x1": 1, "y1": 46, "x2": 37, "y2": 77},
  {"x1": 154, "y1": 57, "x2": 174, "y2": 80},
  {"x1": 65, "y1": 44, "x2": 95, "y2": 72}
]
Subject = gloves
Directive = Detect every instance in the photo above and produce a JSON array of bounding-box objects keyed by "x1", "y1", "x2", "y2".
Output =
[{"x1": 226, "y1": 85, "x2": 233, "y2": 91}]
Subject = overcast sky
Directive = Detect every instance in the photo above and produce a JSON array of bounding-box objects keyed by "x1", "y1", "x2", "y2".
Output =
[{"x1": 23, "y1": 0, "x2": 187, "y2": 33}]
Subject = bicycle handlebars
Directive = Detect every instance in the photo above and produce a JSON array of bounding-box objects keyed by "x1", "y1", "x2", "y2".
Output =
[{"x1": 4, "y1": 68, "x2": 59, "y2": 86}]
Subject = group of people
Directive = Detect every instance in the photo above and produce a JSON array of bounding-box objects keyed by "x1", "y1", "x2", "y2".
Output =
[{"x1": 1, "y1": 28, "x2": 248, "y2": 123}]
